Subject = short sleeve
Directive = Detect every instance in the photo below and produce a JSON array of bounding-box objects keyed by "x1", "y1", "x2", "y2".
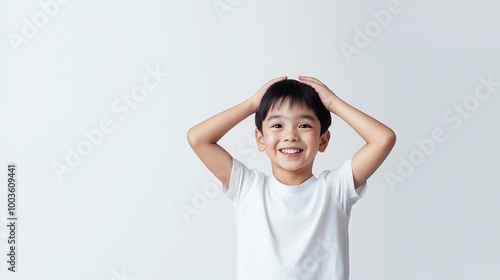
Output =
[
  {"x1": 321, "y1": 158, "x2": 367, "y2": 216},
  {"x1": 223, "y1": 158, "x2": 264, "y2": 212}
]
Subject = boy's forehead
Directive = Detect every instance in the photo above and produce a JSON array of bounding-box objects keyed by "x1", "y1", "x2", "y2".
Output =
[{"x1": 266, "y1": 102, "x2": 317, "y2": 121}]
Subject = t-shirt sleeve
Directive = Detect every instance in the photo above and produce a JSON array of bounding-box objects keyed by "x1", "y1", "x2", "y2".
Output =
[
  {"x1": 222, "y1": 157, "x2": 262, "y2": 212},
  {"x1": 322, "y1": 158, "x2": 367, "y2": 216}
]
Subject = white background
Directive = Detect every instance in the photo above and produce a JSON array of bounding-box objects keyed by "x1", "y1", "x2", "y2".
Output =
[{"x1": 1, "y1": 0, "x2": 499, "y2": 279}]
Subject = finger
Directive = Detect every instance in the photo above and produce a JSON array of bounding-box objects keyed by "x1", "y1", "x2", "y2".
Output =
[
  {"x1": 299, "y1": 76, "x2": 324, "y2": 86},
  {"x1": 261, "y1": 76, "x2": 286, "y2": 89},
  {"x1": 269, "y1": 76, "x2": 287, "y2": 84},
  {"x1": 297, "y1": 77, "x2": 320, "y2": 89},
  {"x1": 298, "y1": 76, "x2": 324, "y2": 85}
]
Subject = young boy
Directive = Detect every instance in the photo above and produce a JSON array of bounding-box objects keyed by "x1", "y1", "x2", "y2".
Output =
[{"x1": 187, "y1": 76, "x2": 396, "y2": 280}]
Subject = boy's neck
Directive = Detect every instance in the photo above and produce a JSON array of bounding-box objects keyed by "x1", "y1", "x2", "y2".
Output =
[{"x1": 271, "y1": 165, "x2": 313, "y2": 186}]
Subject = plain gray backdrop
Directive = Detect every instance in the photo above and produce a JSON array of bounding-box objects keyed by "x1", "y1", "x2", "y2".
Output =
[{"x1": 1, "y1": 0, "x2": 499, "y2": 279}]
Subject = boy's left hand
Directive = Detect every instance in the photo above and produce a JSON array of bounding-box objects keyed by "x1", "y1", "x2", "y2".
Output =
[{"x1": 298, "y1": 76, "x2": 338, "y2": 111}]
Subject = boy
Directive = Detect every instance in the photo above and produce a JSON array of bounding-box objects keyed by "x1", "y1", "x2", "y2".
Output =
[{"x1": 187, "y1": 76, "x2": 396, "y2": 280}]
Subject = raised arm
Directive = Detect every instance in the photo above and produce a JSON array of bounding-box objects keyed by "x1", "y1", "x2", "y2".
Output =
[
  {"x1": 187, "y1": 76, "x2": 287, "y2": 187},
  {"x1": 298, "y1": 76, "x2": 396, "y2": 189}
]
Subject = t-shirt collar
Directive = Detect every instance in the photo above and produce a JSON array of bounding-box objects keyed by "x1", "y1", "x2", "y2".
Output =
[{"x1": 269, "y1": 174, "x2": 316, "y2": 195}]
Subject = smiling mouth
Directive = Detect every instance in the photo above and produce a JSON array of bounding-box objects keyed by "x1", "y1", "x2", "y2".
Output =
[{"x1": 279, "y1": 148, "x2": 303, "y2": 155}]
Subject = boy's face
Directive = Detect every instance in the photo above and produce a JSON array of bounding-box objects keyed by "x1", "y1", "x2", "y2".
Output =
[{"x1": 255, "y1": 100, "x2": 330, "y2": 177}]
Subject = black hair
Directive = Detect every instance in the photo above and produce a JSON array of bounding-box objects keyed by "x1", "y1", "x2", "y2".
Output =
[{"x1": 255, "y1": 79, "x2": 331, "y2": 135}]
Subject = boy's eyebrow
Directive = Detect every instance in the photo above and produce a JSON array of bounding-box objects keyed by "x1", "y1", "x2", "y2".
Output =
[{"x1": 266, "y1": 114, "x2": 317, "y2": 122}]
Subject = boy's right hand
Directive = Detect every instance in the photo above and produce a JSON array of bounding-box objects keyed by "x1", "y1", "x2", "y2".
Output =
[{"x1": 251, "y1": 76, "x2": 287, "y2": 111}]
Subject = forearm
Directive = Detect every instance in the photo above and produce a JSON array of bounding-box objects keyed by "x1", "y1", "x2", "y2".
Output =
[
  {"x1": 187, "y1": 98, "x2": 255, "y2": 146},
  {"x1": 328, "y1": 96, "x2": 395, "y2": 145}
]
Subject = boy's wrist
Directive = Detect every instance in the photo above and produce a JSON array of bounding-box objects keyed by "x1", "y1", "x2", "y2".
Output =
[
  {"x1": 326, "y1": 96, "x2": 342, "y2": 114},
  {"x1": 247, "y1": 97, "x2": 259, "y2": 113}
]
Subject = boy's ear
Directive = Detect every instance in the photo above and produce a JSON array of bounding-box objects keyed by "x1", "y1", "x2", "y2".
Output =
[
  {"x1": 255, "y1": 128, "x2": 265, "y2": 152},
  {"x1": 318, "y1": 130, "x2": 330, "y2": 153}
]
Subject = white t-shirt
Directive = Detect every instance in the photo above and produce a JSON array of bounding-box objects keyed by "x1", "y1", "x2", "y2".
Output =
[{"x1": 222, "y1": 157, "x2": 367, "y2": 280}]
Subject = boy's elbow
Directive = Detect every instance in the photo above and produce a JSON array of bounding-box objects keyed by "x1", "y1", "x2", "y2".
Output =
[
  {"x1": 187, "y1": 127, "x2": 199, "y2": 148},
  {"x1": 382, "y1": 129, "x2": 396, "y2": 149}
]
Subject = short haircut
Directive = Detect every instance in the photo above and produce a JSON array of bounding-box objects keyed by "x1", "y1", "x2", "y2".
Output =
[{"x1": 255, "y1": 79, "x2": 331, "y2": 135}]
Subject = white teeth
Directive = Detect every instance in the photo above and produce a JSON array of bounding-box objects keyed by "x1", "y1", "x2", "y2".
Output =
[{"x1": 281, "y1": 149, "x2": 302, "y2": 154}]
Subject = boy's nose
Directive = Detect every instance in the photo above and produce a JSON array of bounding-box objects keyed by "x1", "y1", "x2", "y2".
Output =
[{"x1": 284, "y1": 129, "x2": 299, "y2": 142}]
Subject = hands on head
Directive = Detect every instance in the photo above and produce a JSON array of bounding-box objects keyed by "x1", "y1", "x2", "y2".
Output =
[
  {"x1": 250, "y1": 75, "x2": 338, "y2": 112},
  {"x1": 298, "y1": 76, "x2": 339, "y2": 112},
  {"x1": 250, "y1": 76, "x2": 287, "y2": 111},
  {"x1": 189, "y1": 74, "x2": 396, "y2": 189}
]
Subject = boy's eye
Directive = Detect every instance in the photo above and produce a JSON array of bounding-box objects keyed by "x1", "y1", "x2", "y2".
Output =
[
  {"x1": 271, "y1": 124, "x2": 282, "y2": 128},
  {"x1": 299, "y1": 124, "x2": 312, "y2": 128}
]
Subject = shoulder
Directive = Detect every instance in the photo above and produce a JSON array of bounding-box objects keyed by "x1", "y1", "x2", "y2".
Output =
[
  {"x1": 226, "y1": 157, "x2": 267, "y2": 193},
  {"x1": 317, "y1": 158, "x2": 366, "y2": 196},
  {"x1": 317, "y1": 158, "x2": 353, "y2": 181},
  {"x1": 225, "y1": 157, "x2": 268, "y2": 210},
  {"x1": 316, "y1": 158, "x2": 366, "y2": 215},
  {"x1": 231, "y1": 157, "x2": 267, "y2": 179}
]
